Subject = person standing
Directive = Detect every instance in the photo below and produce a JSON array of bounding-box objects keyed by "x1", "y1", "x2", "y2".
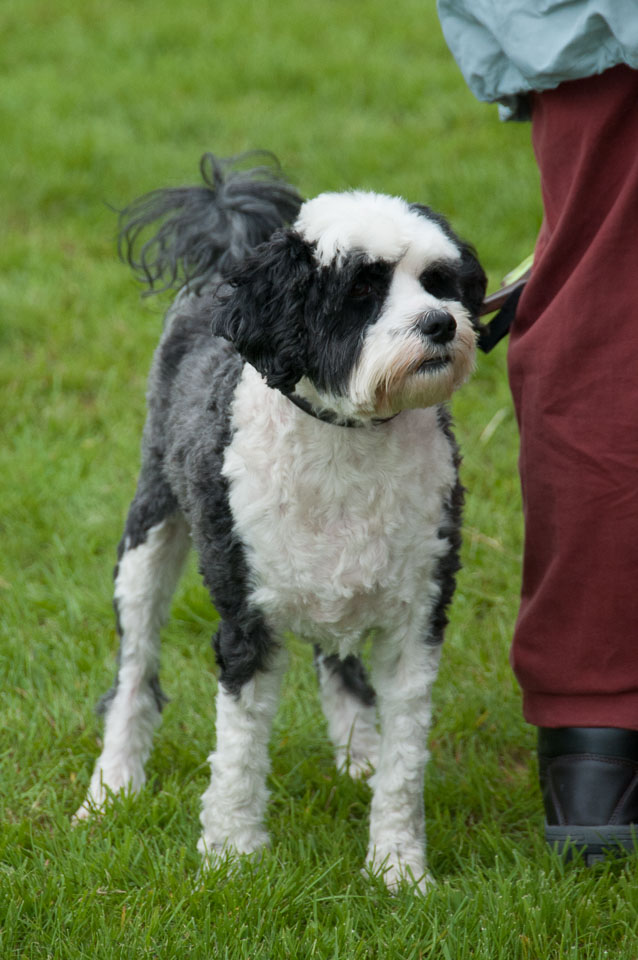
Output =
[{"x1": 437, "y1": 1, "x2": 638, "y2": 862}]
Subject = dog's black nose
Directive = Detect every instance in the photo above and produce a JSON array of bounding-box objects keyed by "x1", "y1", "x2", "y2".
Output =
[{"x1": 417, "y1": 310, "x2": 457, "y2": 345}]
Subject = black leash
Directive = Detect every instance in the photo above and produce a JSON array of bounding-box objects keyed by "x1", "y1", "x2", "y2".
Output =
[{"x1": 477, "y1": 269, "x2": 531, "y2": 354}]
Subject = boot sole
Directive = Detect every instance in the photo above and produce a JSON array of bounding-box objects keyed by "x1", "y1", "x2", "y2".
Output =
[{"x1": 545, "y1": 823, "x2": 638, "y2": 865}]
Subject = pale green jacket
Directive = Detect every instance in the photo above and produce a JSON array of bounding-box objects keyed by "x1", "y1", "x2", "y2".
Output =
[{"x1": 437, "y1": 0, "x2": 638, "y2": 119}]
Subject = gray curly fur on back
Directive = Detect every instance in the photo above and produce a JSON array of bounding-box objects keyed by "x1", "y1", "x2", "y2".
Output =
[{"x1": 105, "y1": 153, "x2": 304, "y2": 701}]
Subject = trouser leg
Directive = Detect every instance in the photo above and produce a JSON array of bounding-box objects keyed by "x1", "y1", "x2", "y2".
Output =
[{"x1": 508, "y1": 66, "x2": 638, "y2": 729}]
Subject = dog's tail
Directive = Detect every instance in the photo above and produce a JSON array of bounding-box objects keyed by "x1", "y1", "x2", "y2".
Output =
[{"x1": 117, "y1": 152, "x2": 303, "y2": 295}]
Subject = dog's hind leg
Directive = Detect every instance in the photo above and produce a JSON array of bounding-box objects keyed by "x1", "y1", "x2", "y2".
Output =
[
  {"x1": 365, "y1": 631, "x2": 442, "y2": 892},
  {"x1": 315, "y1": 649, "x2": 380, "y2": 779},
  {"x1": 198, "y1": 624, "x2": 287, "y2": 863},
  {"x1": 76, "y1": 484, "x2": 191, "y2": 819}
]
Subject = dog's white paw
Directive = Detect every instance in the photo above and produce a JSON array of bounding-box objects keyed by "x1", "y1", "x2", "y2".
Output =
[
  {"x1": 73, "y1": 783, "x2": 112, "y2": 823},
  {"x1": 197, "y1": 830, "x2": 270, "y2": 870},
  {"x1": 365, "y1": 849, "x2": 433, "y2": 895},
  {"x1": 72, "y1": 763, "x2": 144, "y2": 823},
  {"x1": 72, "y1": 798, "x2": 100, "y2": 823}
]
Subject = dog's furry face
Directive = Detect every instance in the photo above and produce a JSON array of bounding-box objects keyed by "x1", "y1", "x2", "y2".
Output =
[{"x1": 212, "y1": 191, "x2": 486, "y2": 422}]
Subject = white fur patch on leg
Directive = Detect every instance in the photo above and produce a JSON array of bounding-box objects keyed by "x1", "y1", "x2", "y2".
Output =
[
  {"x1": 75, "y1": 514, "x2": 190, "y2": 819},
  {"x1": 198, "y1": 646, "x2": 288, "y2": 865},
  {"x1": 365, "y1": 635, "x2": 441, "y2": 893},
  {"x1": 316, "y1": 657, "x2": 380, "y2": 779}
]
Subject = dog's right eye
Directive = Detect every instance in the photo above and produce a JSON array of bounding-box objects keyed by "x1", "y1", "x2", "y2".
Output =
[{"x1": 420, "y1": 265, "x2": 459, "y2": 301}]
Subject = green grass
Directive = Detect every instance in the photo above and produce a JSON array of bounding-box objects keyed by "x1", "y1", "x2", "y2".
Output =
[{"x1": 2, "y1": 1, "x2": 637, "y2": 957}]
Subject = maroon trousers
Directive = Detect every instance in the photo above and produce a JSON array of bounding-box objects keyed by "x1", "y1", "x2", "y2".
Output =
[{"x1": 508, "y1": 66, "x2": 638, "y2": 730}]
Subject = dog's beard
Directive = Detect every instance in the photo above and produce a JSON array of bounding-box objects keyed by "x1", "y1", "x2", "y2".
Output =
[{"x1": 348, "y1": 317, "x2": 477, "y2": 418}]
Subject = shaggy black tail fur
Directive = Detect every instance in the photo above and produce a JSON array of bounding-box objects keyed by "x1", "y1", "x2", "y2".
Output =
[{"x1": 118, "y1": 152, "x2": 303, "y2": 295}]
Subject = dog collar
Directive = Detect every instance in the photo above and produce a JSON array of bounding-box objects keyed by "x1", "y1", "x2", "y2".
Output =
[{"x1": 285, "y1": 392, "x2": 398, "y2": 429}]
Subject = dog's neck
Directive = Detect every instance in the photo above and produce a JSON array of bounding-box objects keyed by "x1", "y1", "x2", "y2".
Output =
[{"x1": 284, "y1": 391, "x2": 398, "y2": 429}]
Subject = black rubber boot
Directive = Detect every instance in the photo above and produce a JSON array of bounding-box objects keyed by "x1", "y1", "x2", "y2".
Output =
[{"x1": 538, "y1": 727, "x2": 638, "y2": 865}]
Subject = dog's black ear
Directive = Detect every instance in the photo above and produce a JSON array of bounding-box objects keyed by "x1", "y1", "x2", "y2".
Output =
[
  {"x1": 212, "y1": 230, "x2": 314, "y2": 394},
  {"x1": 457, "y1": 240, "x2": 488, "y2": 324}
]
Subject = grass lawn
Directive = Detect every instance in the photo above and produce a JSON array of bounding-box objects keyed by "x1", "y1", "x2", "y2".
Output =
[{"x1": 2, "y1": 1, "x2": 636, "y2": 957}]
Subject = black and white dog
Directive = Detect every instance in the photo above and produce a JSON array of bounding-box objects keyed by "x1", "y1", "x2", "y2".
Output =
[{"x1": 76, "y1": 154, "x2": 486, "y2": 891}]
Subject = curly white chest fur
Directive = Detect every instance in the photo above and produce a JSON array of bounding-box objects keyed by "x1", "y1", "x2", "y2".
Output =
[{"x1": 223, "y1": 365, "x2": 457, "y2": 655}]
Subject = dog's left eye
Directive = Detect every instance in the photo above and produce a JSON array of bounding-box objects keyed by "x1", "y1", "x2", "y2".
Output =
[
  {"x1": 349, "y1": 280, "x2": 378, "y2": 299},
  {"x1": 420, "y1": 266, "x2": 459, "y2": 301},
  {"x1": 347, "y1": 263, "x2": 390, "y2": 301}
]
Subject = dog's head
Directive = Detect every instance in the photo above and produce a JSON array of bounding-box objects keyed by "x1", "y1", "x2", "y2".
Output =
[{"x1": 212, "y1": 191, "x2": 486, "y2": 421}]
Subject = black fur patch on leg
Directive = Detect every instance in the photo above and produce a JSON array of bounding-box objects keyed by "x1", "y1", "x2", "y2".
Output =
[
  {"x1": 315, "y1": 646, "x2": 377, "y2": 707},
  {"x1": 95, "y1": 680, "x2": 118, "y2": 717},
  {"x1": 148, "y1": 674, "x2": 169, "y2": 713},
  {"x1": 117, "y1": 477, "x2": 180, "y2": 559},
  {"x1": 96, "y1": 576, "x2": 125, "y2": 716},
  {"x1": 95, "y1": 669, "x2": 167, "y2": 716},
  {"x1": 426, "y1": 405, "x2": 464, "y2": 646},
  {"x1": 213, "y1": 619, "x2": 278, "y2": 697}
]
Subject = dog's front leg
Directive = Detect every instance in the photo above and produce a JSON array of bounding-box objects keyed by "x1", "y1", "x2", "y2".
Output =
[
  {"x1": 366, "y1": 631, "x2": 442, "y2": 893},
  {"x1": 198, "y1": 635, "x2": 287, "y2": 865}
]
